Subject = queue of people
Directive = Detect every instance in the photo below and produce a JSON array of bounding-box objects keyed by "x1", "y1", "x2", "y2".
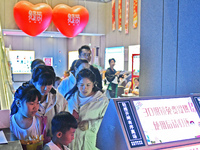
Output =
[{"x1": 9, "y1": 45, "x2": 139, "y2": 150}]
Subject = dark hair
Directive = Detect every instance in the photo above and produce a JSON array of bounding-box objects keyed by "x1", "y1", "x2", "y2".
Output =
[
  {"x1": 74, "y1": 59, "x2": 88, "y2": 69},
  {"x1": 67, "y1": 68, "x2": 103, "y2": 100},
  {"x1": 11, "y1": 83, "x2": 41, "y2": 115},
  {"x1": 51, "y1": 111, "x2": 77, "y2": 135},
  {"x1": 134, "y1": 77, "x2": 139, "y2": 82},
  {"x1": 69, "y1": 59, "x2": 88, "y2": 76},
  {"x1": 78, "y1": 45, "x2": 91, "y2": 55},
  {"x1": 69, "y1": 59, "x2": 77, "y2": 75},
  {"x1": 31, "y1": 59, "x2": 45, "y2": 72},
  {"x1": 31, "y1": 65, "x2": 56, "y2": 86},
  {"x1": 54, "y1": 76, "x2": 61, "y2": 86},
  {"x1": 108, "y1": 58, "x2": 116, "y2": 64}
]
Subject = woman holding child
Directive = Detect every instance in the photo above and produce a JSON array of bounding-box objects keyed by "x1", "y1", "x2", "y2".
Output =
[{"x1": 67, "y1": 68, "x2": 109, "y2": 150}]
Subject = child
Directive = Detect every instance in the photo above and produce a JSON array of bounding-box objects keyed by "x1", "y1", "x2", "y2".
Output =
[
  {"x1": 43, "y1": 111, "x2": 78, "y2": 150},
  {"x1": 10, "y1": 83, "x2": 42, "y2": 140}
]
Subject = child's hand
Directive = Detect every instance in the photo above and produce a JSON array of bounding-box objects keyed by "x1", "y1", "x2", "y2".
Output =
[{"x1": 78, "y1": 120, "x2": 89, "y2": 131}]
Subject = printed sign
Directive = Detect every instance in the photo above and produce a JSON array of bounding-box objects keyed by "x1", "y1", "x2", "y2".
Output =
[{"x1": 117, "y1": 100, "x2": 145, "y2": 148}]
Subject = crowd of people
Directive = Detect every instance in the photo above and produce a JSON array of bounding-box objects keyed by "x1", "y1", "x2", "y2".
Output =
[{"x1": 9, "y1": 45, "x2": 139, "y2": 150}]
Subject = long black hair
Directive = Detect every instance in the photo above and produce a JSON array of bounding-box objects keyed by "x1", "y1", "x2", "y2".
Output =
[
  {"x1": 11, "y1": 83, "x2": 41, "y2": 115},
  {"x1": 67, "y1": 68, "x2": 103, "y2": 100}
]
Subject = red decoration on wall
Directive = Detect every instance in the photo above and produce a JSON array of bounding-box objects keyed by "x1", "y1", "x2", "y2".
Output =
[
  {"x1": 118, "y1": 0, "x2": 122, "y2": 31},
  {"x1": 13, "y1": 1, "x2": 52, "y2": 36},
  {"x1": 133, "y1": 0, "x2": 138, "y2": 28},
  {"x1": 125, "y1": 0, "x2": 129, "y2": 34},
  {"x1": 52, "y1": 4, "x2": 89, "y2": 38},
  {"x1": 112, "y1": 0, "x2": 116, "y2": 31}
]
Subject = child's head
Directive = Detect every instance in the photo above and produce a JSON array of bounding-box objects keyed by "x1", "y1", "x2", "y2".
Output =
[
  {"x1": 134, "y1": 77, "x2": 139, "y2": 87},
  {"x1": 51, "y1": 111, "x2": 78, "y2": 146},
  {"x1": 11, "y1": 83, "x2": 41, "y2": 116},
  {"x1": 76, "y1": 68, "x2": 99, "y2": 97},
  {"x1": 31, "y1": 59, "x2": 45, "y2": 72},
  {"x1": 63, "y1": 71, "x2": 70, "y2": 78},
  {"x1": 31, "y1": 65, "x2": 55, "y2": 96}
]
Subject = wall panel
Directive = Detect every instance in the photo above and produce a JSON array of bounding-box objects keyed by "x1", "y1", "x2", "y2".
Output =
[
  {"x1": 140, "y1": 0, "x2": 163, "y2": 96},
  {"x1": 162, "y1": 0, "x2": 178, "y2": 95},
  {"x1": 177, "y1": 0, "x2": 200, "y2": 94}
]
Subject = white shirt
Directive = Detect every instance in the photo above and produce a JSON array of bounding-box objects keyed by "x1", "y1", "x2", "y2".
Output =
[
  {"x1": 10, "y1": 114, "x2": 41, "y2": 140},
  {"x1": 58, "y1": 72, "x2": 76, "y2": 98},
  {"x1": 44, "y1": 140, "x2": 70, "y2": 150}
]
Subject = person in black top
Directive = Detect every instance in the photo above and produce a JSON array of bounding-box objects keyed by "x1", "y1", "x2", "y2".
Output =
[
  {"x1": 78, "y1": 45, "x2": 103, "y2": 90},
  {"x1": 105, "y1": 58, "x2": 120, "y2": 98}
]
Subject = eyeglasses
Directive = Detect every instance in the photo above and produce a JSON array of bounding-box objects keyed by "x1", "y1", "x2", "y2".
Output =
[{"x1": 81, "y1": 53, "x2": 91, "y2": 57}]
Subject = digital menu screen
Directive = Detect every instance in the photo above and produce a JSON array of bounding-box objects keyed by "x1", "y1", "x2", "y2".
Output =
[
  {"x1": 9, "y1": 50, "x2": 35, "y2": 74},
  {"x1": 133, "y1": 97, "x2": 200, "y2": 145},
  {"x1": 117, "y1": 100, "x2": 145, "y2": 148}
]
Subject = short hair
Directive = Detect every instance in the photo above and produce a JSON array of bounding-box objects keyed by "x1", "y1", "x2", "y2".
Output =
[
  {"x1": 78, "y1": 45, "x2": 91, "y2": 55},
  {"x1": 108, "y1": 58, "x2": 116, "y2": 64},
  {"x1": 11, "y1": 83, "x2": 41, "y2": 115},
  {"x1": 51, "y1": 111, "x2": 78, "y2": 135},
  {"x1": 31, "y1": 59, "x2": 45, "y2": 72},
  {"x1": 31, "y1": 65, "x2": 56, "y2": 86}
]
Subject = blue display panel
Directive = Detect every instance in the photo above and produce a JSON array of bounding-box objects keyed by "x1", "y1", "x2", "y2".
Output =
[{"x1": 117, "y1": 100, "x2": 145, "y2": 148}]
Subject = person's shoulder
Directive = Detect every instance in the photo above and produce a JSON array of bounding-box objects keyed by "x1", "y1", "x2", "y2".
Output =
[
  {"x1": 95, "y1": 91, "x2": 108, "y2": 101},
  {"x1": 90, "y1": 65, "x2": 99, "y2": 72},
  {"x1": 90, "y1": 65, "x2": 97, "y2": 69}
]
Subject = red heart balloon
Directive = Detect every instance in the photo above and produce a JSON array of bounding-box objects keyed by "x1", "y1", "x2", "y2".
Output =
[
  {"x1": 53, "y1": 5, "x2": 89, "y2": 38},
  {"x1": 14, "y1": 1, "x2": 52, "y2": 36}
]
